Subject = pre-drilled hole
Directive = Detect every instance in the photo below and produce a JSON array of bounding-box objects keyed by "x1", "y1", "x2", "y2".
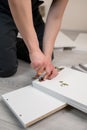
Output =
[{"x1": 19, "y1": 114, "x2": 22, "y2": 117}]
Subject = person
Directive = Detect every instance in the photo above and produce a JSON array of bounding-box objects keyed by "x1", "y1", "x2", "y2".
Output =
[{"x1": 0, "y1": 0, "x2": 68, "y2": 79}]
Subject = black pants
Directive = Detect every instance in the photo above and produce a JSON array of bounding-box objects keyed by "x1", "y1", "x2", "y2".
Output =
[{"x1": 0, "y1": 7, "x2": 45, "y2": 77}]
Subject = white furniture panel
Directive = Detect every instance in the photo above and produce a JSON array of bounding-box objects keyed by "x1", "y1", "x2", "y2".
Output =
[
  {"x1": 54, "y1": 31, "x2": 75, "y2": 49},
  {"x1": 33, "y1": 67, "x2": 87, "y2": 113},
  {"x1": 74, "y1": 33, "x2": 87, "y2": 51},
  {"x1": 2, "y1": 86, "x2": 66, "y2": 128}
]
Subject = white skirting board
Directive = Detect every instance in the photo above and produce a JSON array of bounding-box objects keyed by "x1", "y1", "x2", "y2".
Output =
[
  {"x1": 74, "y1": 33, "x2": 87, "y2": 51},
  {"x1": 33, "y1": 67, "x2": 87, "y2": 113},
  {"x1": 2, "y1": 86, "x2": 66, "y2": 128},
  {"x1": 54, "y1": 31, "x2": 76, "y2": 49}
]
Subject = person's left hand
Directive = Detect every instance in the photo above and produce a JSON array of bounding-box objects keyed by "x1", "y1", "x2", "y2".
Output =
[{"x1": 36, "y1": 60, "x2": 58, "y2": 80}]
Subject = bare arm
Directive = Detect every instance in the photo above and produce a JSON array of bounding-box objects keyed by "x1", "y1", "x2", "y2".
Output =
[
  {"x1": 8, "y1": 0, "x2": 68, "y2": 80},
  {"x1": 43, "y1": 0, "x2": 68, "y2": 60},
  {"x1": 8, "y1": 0, "x2": 39, "y2": 53},
  {"x1": 8, "y1": 0, "x2": 57, "y2": 79},
  {"x1": 8, "y1": 0, "x2": 49, "y2": 76}
]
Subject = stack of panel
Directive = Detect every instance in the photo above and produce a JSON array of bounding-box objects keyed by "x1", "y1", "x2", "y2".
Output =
[
  {"x1": 2, "y1": 66, "x2": 87, "y2": 127},
  {"x1": 33, "y1": 67, "x2": 87, "y2": 113}
]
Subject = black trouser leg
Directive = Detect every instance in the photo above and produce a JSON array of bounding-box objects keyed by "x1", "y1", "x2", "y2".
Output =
[
  {"x1": 0, "y1": 13, "x2": 18, "y2": 77},
  {"x1": 0, "y1": 9, "x2": 45, "y2": 77}
]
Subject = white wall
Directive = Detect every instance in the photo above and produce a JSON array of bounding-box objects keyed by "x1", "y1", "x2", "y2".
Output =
[{"x1": 44, "y1": 0, "x2": 87, "y2": 31}]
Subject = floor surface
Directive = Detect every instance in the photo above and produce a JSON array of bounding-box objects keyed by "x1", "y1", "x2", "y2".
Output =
[{"x1": 0, "y1": 31, "x2": 87, "y2": 130}]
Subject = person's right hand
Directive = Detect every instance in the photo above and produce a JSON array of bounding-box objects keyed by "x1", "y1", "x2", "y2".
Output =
[{"x1": 30, "y1": 49, "x2": 58, "y2": 80}]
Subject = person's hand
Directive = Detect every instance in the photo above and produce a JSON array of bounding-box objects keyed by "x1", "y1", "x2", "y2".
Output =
[{"x1": 30, "y1": 49, "x2": 58, "y2": 80}]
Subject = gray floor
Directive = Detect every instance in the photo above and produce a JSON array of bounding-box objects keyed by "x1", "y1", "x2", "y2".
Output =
[{"x1": 0, "y1": 31, "x2": 87, "y2": 130}]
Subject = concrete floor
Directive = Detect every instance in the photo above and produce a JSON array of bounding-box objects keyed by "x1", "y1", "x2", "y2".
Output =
[{"x1": 0, "y1": 31, "x2": 87, "y2": 130}]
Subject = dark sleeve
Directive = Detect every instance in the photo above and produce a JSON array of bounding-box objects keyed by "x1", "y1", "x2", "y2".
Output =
[{"x1": 32, "y1": 0, "x2": 44, "y2": 12}]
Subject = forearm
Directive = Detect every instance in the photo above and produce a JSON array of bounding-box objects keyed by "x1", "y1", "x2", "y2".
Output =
[
  {"x1": 8, "y1": 0, "x2": 40, "y2": 53},
  {"x1": 43, "y1": 0, "x2": 68, "y2": 59}
]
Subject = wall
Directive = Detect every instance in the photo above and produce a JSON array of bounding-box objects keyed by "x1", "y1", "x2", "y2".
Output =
[{"x1": 43, "y1": 0, "x2": 87, "y2": 31}]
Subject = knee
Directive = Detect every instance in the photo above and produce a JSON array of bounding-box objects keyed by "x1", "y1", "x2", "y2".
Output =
[
  {"x1": 0, "y1": 37, "x2": 18, "y2": 77},
  {"x1": 0, "y1": 65, "x2": 18, "y2": 78},
  {"x1": 0, "y1": 55, "x2": 18, "y2": 77},
  {"x1": 0, "y1": 49, "x2": 18, "y2": 77}
]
